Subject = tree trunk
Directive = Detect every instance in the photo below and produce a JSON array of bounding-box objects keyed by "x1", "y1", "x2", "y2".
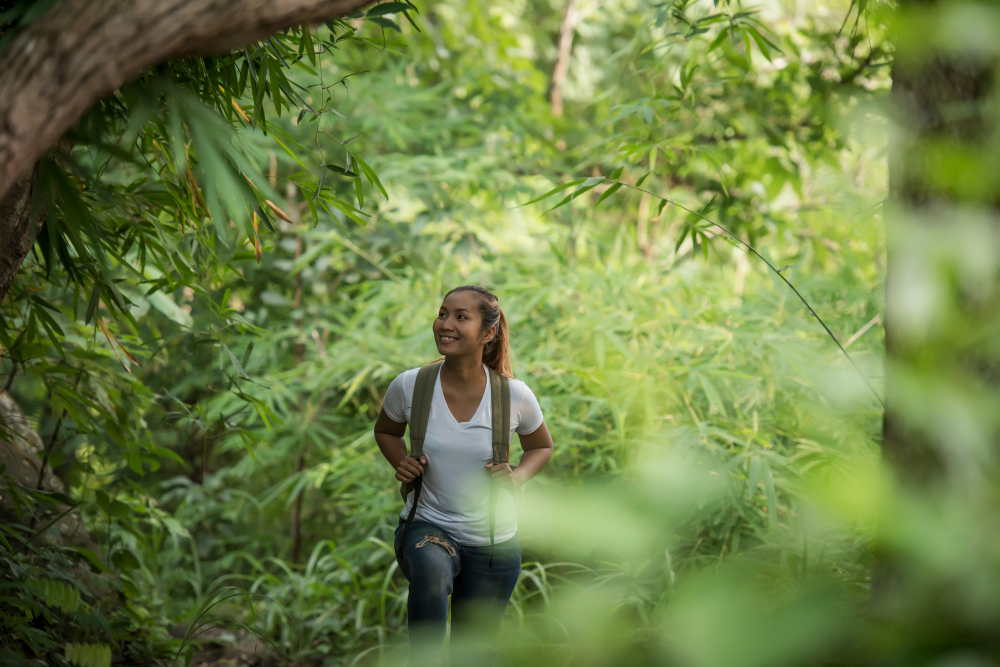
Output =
[
  {"x1": 877, "y1": 0, "x2": 998, "y2": 634},
  {"x1": 0, "y1": 165, "x2": 46, "y2": 305},
  {"x1": 885, "y1": 4, "x2": 996, "y2": 482},
  {"x1": 0, "y1": 391, "x2": 93, "y2": 549}
]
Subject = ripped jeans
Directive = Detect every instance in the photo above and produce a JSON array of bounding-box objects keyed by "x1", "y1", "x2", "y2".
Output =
[{"x1": 393, "y1": 518, "x2": 521, "y2": 662}]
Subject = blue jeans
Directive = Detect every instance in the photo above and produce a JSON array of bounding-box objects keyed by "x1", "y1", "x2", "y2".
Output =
[{"x1": 394, "y1": 518, "x2": 521, "y2": 663}]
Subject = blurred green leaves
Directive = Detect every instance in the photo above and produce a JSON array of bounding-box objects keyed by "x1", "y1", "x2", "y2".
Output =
[{"x1": 0, "y1": 0, "x2": 935, "y2": 664}]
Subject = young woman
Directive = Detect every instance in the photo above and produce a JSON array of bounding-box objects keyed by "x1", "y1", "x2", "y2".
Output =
[{"x1": 373, "y1": 285, "x2": 553, "y2": 656}]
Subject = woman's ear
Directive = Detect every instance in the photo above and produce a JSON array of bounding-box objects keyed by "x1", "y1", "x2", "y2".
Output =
[{"x1": 482, "y1": 324, "x2": 497, "y2": 345}]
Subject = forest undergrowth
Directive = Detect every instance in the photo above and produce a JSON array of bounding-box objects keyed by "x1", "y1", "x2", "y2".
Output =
[
  {"x1": 0, "y1": 0, "x2": 896, "y2": 665},
  {"x1": 143, "y1": 221, "x2": 886, "y2": 666}
]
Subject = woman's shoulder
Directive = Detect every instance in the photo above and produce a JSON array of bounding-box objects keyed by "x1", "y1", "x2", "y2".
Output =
[
  {"x1": 506, "y1": 375, "x2": 537, "y2": 400},
  {"x1": 398, "y1": 366, "x2": 424, "y2": 379},
  {"x1": 382, "y1": 367, "x2": 425, "y2": 420},
  {"x1": 506, "y1": 375, "x2": 528, "y2": 388},
  {"x1": 506, "y1": 375, "x2": 543, "y2": 429},
  {"x1": 390, "y1": 366, "x2": 424, "y2": 389},
  {"x1": 389, "y1": 363, "x2": 446, "y2": 394}
]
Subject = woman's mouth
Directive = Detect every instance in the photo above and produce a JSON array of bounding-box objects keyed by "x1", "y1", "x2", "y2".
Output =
[{"x1": 439, "y1": 336, "x2": 458, "y2": 343}]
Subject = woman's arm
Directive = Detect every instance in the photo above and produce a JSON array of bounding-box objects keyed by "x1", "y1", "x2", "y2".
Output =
[
  {"x1": 374, "y1": 408, "x2": 426, "y2": 482},
  {"x1": 486, "y1": 421, "x2": 553, "y2": 488}
]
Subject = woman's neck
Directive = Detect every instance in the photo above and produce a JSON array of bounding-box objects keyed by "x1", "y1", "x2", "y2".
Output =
[{"x1": 441, "y1": 354, "x2": 485, "y2": 386}]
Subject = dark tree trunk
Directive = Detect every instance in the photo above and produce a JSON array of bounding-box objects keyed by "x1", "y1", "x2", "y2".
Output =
[
  {"x1": 0, "y1": 165, "x2": 46, "y2": 305},
  {"x1": 885, "y1": 2, "x2": 996, "y2": 481},
  {"x1": 877, "y1": 0, "x2": 999, "y2": 641}
]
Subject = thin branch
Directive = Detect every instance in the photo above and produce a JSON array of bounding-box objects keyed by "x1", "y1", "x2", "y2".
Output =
[
  {"x1": 13, "y1": 502, "x2": 82, "y2": 555},
  {"x1": 2, "y1": 360, "x2": 17, "y2": 395},
  {"x1": 844, "y1": 313, "x2": 882, "y2": 349},
  {"x1": 550, "y1": 0, "x2": 580, "y2": 117},
  {"x1": 35, "y1": 415, "x2": 64, "y2": 490},
  {"x1": 36, "y1": 371, "x2": 84, "y2": 490}
]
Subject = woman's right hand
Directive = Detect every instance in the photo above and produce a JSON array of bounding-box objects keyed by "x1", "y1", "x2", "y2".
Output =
[{"x1": 395, "y1": 455, "x2": 427, "y2": 482}]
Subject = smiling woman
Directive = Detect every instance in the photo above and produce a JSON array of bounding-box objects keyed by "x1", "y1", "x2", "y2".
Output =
[{"x1": 372, "y1": 286, "x2": 554, "y2": 661}]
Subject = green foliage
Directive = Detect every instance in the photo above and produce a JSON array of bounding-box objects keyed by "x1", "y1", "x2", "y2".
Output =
[
  {"x1": 1, "y1": 0, "x2": 410, "y2": 663},
  {"x1": 89, "y1": 1, "x2": 887, "y2": 663},
  {"x1": 64, "y1": 643, "x2": 112, "y2": 667},
  {"x1": 20, "y1": 0, "x2": 995, "y2": 665},
  {"x1": 0, "y1": 1, "x2": 398, "y2": 491},
  {"x1": 0, "y1": 538, "x2": 173, "y2": 666},
  {"x1": 37, "y1": 579, "x2": 83, "y2": 614}
]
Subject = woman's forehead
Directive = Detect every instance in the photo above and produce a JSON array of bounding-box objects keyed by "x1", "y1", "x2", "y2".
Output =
[{"x1": 441, "y1": 291, "x2": 480, "y2": 310}]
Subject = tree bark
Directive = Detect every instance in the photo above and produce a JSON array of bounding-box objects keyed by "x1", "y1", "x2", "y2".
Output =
[
  {"x1": 0, "y1": 0, "x2": 376, "y2": 201},
  {"x1": 0, "y1": 165, "x2": 46, "y2": 305},
  {"x1": 0, "y1": 391, "x2": 93, "y2": 549}
]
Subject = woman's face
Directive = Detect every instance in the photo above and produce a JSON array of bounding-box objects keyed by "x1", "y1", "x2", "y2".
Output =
[{"x1": 433, "y1": 291, "x2": 495, "y2": 358}]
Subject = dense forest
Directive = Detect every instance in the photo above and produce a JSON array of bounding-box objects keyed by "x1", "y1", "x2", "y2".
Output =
[{"x1": 1, "y1": 0, "x2": 999, "y2": 665}]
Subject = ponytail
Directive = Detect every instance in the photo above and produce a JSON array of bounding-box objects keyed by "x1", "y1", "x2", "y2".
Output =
[
  {"x1": 444, "y1": 285, "x2": 513, "y2": 378},
  {"x1": 484, "y1": 306, "x2": 512, "y2": 378}
]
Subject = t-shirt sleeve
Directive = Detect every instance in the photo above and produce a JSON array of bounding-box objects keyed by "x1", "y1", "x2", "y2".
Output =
[
  {"x1": 514, "y1": 381, "x2": 544, "y2": 435},
  {"x1": 381, "y1": 373, "x2": 408, "y2": 423}
]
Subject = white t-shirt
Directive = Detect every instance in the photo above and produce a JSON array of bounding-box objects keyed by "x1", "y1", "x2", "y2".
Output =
[{"x1": 382, "y1": 364, "x2": 544, "y2": 546}]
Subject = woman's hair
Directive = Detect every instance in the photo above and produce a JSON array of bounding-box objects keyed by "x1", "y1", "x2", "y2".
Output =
[{"x1": 444, "y1": 285, "x2": 512, "y2": 378}]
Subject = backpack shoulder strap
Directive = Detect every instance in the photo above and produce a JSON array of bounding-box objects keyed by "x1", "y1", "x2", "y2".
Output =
[
  {"x1": 487, "y1": 366, "x2": 512, "y2": 566},
  {"x1": 488, "y1": 367, "x2": 511, "y2": 465},
  {"x1": 400, "y1": 361, "x2": 442, "y2": 501},
  {"x1": 409, "y1": 361, "x2": 442, "y2": 458}
]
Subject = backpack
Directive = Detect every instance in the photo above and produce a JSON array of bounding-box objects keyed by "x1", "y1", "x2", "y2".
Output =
[{"x1": 398, "y1": 360, "x2": 511, "y2": 566}]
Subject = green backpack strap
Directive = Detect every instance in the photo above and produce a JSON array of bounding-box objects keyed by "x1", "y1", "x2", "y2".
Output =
[
  {"x1": 398, "y1": 361, "x2": 443, "y2": 551},
  {"x1": 400, "y1": 361, "x2": 442, "y2": 501},
  {"x1": 487, "y1": 366, "x2": 511, "y2": 566},
  {"x1": 488, "y1": 366, "x2": 511, "y2": 465}
]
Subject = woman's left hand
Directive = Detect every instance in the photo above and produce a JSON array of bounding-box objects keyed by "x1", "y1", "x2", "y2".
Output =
[{"x1": 485, "y1": 462, "x2": 520, "y2": 488}]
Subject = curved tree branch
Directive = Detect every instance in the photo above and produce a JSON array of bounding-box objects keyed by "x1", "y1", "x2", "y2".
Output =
[{"x1": 0, "y1": 0, "x2": 377, "y2": 201}]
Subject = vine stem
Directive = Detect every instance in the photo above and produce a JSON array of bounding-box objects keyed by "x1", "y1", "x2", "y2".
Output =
[{"x1": 607, "y1": 179, "x2": 886, "y2": 410}]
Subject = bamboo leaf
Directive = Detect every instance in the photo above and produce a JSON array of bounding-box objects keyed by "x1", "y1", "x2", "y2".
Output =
[
  {"x1": 350, "y1": 152, "x2": 388, "y2": 199},
  {"x1": 544, "y1": 176, "x2": 605, "y2": 213},
  {"x1": 516, "y1": 179, "x2": 585, "y2": 208},
  {"x1": 596, "y1": 182, "x2": 622, "y2": 206},
  {"x1": 326, "y1": 164, "x2": 360, "y2": 178},
  {"x1": 366, "y1": 2, "x2": 412, "y2": 16}
]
